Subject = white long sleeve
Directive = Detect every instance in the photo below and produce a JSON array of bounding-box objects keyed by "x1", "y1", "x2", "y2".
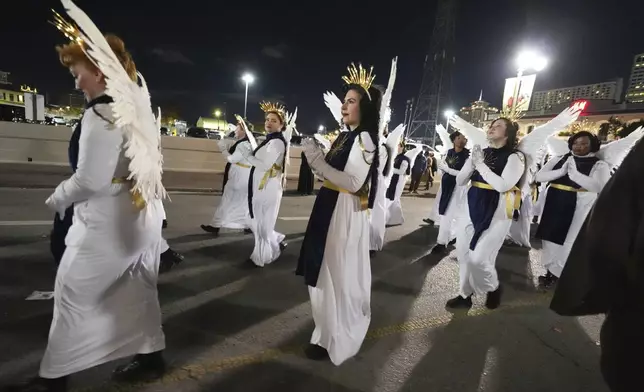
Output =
[
  {"x1": 456, "y1": 158, "x2": 475, "y2": 186},
  {"x1": 246, "y1": 139, "x2": 284, "y2": 171},
  {"x1": 569, "y1": 160, "x2": 611, "y2": 193},
  {"x1": 306, "y1": 131, "x2": 375, "y2": 193},
  {"x1": 391, "y1": 160, "x2": 409, "y2": 176},
  {"x1": 476, "y1": 153, "x2": 525, "y2": 192},
  {"x1": 535, "y1": 155, "x2": 567, "y2": 183},
  {"x1": 441, "y1": 164, "x2": 460, "y2": 176},
  {"x1": 227, "y1": 142, "x2": 251, "y2": 164},
  {"x1": 50, "y1": 109, "x2": 123, "y2": 208}
]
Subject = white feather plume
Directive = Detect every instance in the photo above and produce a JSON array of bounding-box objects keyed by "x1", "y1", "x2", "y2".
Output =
[
  {"x1": 597, "y1": 126, "x2": 644, "y2": 170},
  {"x1": 449, "y1": 115, "x2": 487, "y2": 149},
  {"x1": 434, "y1": 124, "x2": 451, "y2": 155},
  {"x1": 60, "y1": 0, "x2": 166, "y2": 205},
  {"x1": 378, "y1": 57, "x2": 398, "y2": 141},
  {"x1": 323, "y1": 91, "x2": 343, "y2": 128},
  {"x1": 283, "y1": 107, "x2": 298, "y2": 182}
]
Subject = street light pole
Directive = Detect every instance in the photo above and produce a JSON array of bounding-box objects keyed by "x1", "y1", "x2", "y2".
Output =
[{"x1": 241, "y1": 73, "x2": 255, "y2": 119}]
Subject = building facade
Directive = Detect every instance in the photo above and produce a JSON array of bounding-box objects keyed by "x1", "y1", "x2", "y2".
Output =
[
  {"x1": 458, "y1": 94, "x2": 499, "y2": 128},
  {"x1": 529, "y1": 79, "x2": 623, "y2": 111},
  {"x1": 626, "y1": 53, "x2": 644, "y2": 103}
]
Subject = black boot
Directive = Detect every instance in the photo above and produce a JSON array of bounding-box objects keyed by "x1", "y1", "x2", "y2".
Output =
[
  {"x1": 279, "y1": 241, "x2": 288, "y2": 251},
  {"x1": 485, "y1": 285, "x2": 503, "y2": 309},
  {"x1": 431, "y1": 244, "x2": 447, "y2": 254},
  {"x1": 159, "y1": 248, "x2": 184, "y2": 274},
  {"x1": 422, "y1": 218, "x2": 434, "y2": 225},
  {"x1": 243, "y1": 228, "x2": 252, "y2": 234},
  {"x1": 538, "y1": 271, "x2": 558, "y2": 288},
  {"x1": 369, "y1": 250, "x2": 377, "y2": 258},
  {"x1": 446, "y1": 295, "x2": 472, "y2": 309},
  {"x1": 200, "y1": 224, "x2": 220, "y2": 236},
  {"x1": 162, "y1": 219, "x2": 168, "y2": 229},
  {"x1": 304, "y1": 344, "x2": 329, "y2": 361},
  {"x1": 112, "y1": 351, "x2": 166, "y2": 383},
  {"x1": 1, "y1": 376, "x2": 68, "y2": 392}
]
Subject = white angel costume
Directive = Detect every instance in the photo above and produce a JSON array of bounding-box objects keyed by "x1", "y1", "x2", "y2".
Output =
[
  {"x1": 242, "y1": 104, "x2": 296, "y2": 267},
  {"x1": 535, "y1": 128, "x2": 643, "y2": 279},
  {"x1": 385, "y1": 145, "x2": 421, "y2": 226},
  {"x1": 42, "y1": 0, "x2": 166, "y2": 379},
  {"x1": 431, "y1": 124, "x2": 470, "y2": 248},
  {"x1": 448, "y1": 105, "x2": 581, "y2": 307},
  {"x1": 297, "y1": 62, "x2": 386, "y2": 365},
  {"x1": 370, "y1": 125, "x2": 404, "y2": 251},
  {"x1": 204, "y1": 118, "x2": 256, "y2": 231}
]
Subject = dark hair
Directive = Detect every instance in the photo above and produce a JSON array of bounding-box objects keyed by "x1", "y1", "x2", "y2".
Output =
[
  {"x1": 343, "y1": 83, "x2": 383, "y2": 208},
  {"x1": 492, "y1": 117, "x2": 520, "y2": 150},
  {"x1": 568, "y1": 131, "x2": 600, "y2": 152},
  {"x1": 449, "y1": 130, "x2": 463, "y2": 143}
]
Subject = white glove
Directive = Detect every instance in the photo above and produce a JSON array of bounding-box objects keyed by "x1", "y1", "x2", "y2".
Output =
[
  {"x1": 46, "y1": 194, "x2": 68, "y2": 219},
  {"x1": 304, "y1": 145, "x2": 325, "y2": 171},
  {"x1": 471, "y1": 145, "x2": 484, "y2": 168},
  {"x1": 437, "y1": 160, "x2": 448, "y2": 172}
]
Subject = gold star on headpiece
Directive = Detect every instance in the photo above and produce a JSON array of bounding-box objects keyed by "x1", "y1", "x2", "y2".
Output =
[
  {"x1": 342, "y1": 63, "x2": 376, "y2": 100},
  {"x1": 260, "y1": 101, "x2": 286, "y2": 121},
  {"x1": 50, "y1": 9, "x2": 83, "y2": 44}
]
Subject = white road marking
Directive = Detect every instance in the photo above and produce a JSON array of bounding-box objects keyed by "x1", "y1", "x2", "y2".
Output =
[
  {"x1": 0, "y1": 220, "x2": 51, "y2": 226},
  {"x1": 278, "y1": 216, "x2": 310, "y2": 221}
]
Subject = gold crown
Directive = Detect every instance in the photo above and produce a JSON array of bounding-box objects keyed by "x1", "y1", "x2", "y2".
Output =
[
  {"x1": 342, "y1": 63, "x2": 376, "y2": 100},
  {"x1": 567, "y1": 118, "x2": 598, "y2": 134},
  {"x1": 50, "y1": 9, "x2": 83, "y2": 44},
  {"x1": 500, "y1": 94, "x2": 528, "y2": 123},
  {"x1": 260, "y1": 101, "x2": 286, "y2": 120}
]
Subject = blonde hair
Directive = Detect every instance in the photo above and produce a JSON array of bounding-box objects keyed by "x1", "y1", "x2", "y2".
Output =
[{"x1": 56, "y1": 34, "x2": 137, "y2": 82}]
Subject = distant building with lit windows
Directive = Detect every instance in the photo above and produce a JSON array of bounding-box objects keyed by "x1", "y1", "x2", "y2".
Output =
[
  {"x1": 530, "y1": 79, "x2": 623, "y2": 111},
  {"x1": 458, "y1": 92, "x2": 499, "y2": 128},
  {"x1": 626, "y1": 53, "x2": 644, "y2": 103}
]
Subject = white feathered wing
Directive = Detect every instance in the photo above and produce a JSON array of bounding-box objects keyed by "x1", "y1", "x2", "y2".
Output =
[
  {"x1": 61, "y1": 0, "x2": 166, "y2": 205},
  {"x1": 516, "y1": 105, "x2": 582, "y2": 188},
  {"x1": 378, "y1": 57, "x2": 398, "y2": 142},
  {"x1": 597, "y1": 126, "x2": 644, "y2": 170},
  {"x1": 323, "y1": 91, "x2": 346, "y2": 131},
  {"x1": 449, "y1": 115, "x2": 487, "y2": 149},
  {"x1": 434, "y1": 124, "x2": 451, "y2": 155}
]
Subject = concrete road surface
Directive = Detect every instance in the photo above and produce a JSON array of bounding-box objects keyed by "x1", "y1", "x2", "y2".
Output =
[{"x1": 0, "y1": 186, "x2": 608, "y2": 392}]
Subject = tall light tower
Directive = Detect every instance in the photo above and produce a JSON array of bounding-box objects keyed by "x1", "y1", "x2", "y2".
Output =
[{"x1": 409, "y1": 0, "x2": 457, "y2": 144}]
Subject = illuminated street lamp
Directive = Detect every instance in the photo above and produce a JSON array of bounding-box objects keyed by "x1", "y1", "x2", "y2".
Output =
[
  {"x1": 241, "y1": 73, "x2": 255, "y2": 118},
  {"x1": 318, "y1": 125, "x2": 325, "y2": 133},
  {"x1": 213, "y1": 109, "x2": 221, "y2": 118}
]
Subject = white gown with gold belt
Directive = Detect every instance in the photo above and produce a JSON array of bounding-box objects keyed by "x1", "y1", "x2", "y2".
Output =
[
  {"x1": 40, "y1": 103, "x2": 165, "y2": 378},
  {"x1": 209, "y1": 140, "x2": 253, "y2": 230},
  {"x1": 245, "y1": 138, "x2": 286, "y2": 266}
]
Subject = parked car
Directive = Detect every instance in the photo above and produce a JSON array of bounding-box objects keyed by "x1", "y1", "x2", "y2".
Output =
[{"x1": 186, "y1": 126, "x2": 208, "y2": 138}]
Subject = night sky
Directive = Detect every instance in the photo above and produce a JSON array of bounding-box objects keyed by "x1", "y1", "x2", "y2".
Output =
[{"x1": 2, "y1": 0, "x2": 643, "y2": 132}]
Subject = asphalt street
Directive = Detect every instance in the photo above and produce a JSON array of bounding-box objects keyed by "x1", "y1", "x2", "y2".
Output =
[{"x1": 0, "y1": 185, "x2": 608, "y2": 392}]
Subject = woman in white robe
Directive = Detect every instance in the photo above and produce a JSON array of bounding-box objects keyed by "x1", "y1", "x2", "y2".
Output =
[
  {"x1": 201, "y1": 120, "x2": 253, "y2": 235},
  {"x1": 431, "y1": 131, "x2": 470, "y2": 254},
  {"x1": 297, "y1": 64, "x2": 381, "y2": 365},
  {"x1": 534, "y1": 132, "x2": 610, "y2": 287},
  {"x1": 9, "y1": 18, "x2": 167, "y2": 391},
  {"x1": 241, "y1": 102, "x2": 289, "y2": 267},
  {"x1": 369, "y1": 142, "x2": 392, "y2": 254},
  {"x1": 446, "y1": 118, "x2": 525, "y2": 310},
  {"x1": 385, "y1": 144, "x2": 416, "y2": 226}
]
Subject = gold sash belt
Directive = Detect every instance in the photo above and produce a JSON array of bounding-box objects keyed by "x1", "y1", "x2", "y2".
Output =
[
  {"x1": 549, "y1": 183, "x2": 587, "y2": 192},
  {"x1": 112, "y1": 177, "x2": 146, "y2": 210},
  {"x1": 471, "y1": 181, "x2": 521, "y2": 219},
  {"x1": 236, "y1": 163, "x2": 251, "y2": 168},
  {"x1": 323, "y1": 180, "x2": 369, "y2": 211},
  {"x1": 259, "y1": 164, "x2": 282, "y2": 190}
]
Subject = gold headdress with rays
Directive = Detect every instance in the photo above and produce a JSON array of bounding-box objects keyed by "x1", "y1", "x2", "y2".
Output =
[
  {"x1": 260, "y1": 101, "x2": 286, "y2": 121},
  {"x1": 500, "y1": 94, "x2": 528, "y2": 124},
  {"x1": 50, "y1": 9, "x2": 83, "y2": 43},
  {"x1": 342, "y1": 63, "x2": 376, "y2": 100},
  {"x1": 567, "y1": 118, "x2": 599, "y2": 134}
]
